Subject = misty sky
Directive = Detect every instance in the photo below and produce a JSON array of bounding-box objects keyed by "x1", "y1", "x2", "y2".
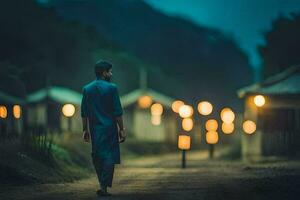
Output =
[{"x1": 144, "y1": 0, "x2": 300, "y2": 70}]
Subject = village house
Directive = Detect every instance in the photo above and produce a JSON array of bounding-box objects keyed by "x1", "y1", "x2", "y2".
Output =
[
  {"x1": 238, "y1": 65, "x2": 300, "y2": 161},
  {"x1": 0, "y1": 90, "x2": 25, "y2": 138},
  {"x1": 26, "y1": 86, "x2": 82, "y2": 133}
]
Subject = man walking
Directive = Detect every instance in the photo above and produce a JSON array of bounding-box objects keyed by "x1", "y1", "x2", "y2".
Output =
[{"x1": 81, "y1": 60, "x2": 126, "y2": 197}]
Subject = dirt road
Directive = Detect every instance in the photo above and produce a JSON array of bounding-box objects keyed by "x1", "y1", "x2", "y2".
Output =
[{"x1": 1, "y1": 151, "x2": 300, "y2": 200}]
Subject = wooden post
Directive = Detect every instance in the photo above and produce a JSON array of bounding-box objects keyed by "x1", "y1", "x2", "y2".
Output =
[{"x1": 182, "y1": 150, "x2": 186, "y2": 169}]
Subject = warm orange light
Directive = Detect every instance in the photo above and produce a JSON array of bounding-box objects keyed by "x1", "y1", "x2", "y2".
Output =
[
  {"x1": 205, "y1": 119, "x2": 218, "y2": 131},
  {"x1": 179, "y1": 105, "x2": 193, "y2": 118},
  {"x1": 138, "y1": 95, "x2": 152, "y2": 109},
  {"x1": 220, "y1": 108, "x2": 235, "y2": 123},
  {"x1": 62, "y1": 104, "x2": 76, "y2": 117},
  {"x1": 13, "y1": 105, "x2": 21, "y2": 119},
  {"x1": 178, "y1": 135, "x2": 191, "y2": 150},
  {"x1": 197, "y1": 101, "x2": 213, "y2": 115},
  {"x1": 172, "y1": 100, "x2": 184, "y2": 113},
  {"x1": 182, "y1": 118, "x2": 193, "y2": 131},
  {"x1": 243, "y1": 120, "x2": 256, "y2": 134},
  {"x1": 151, "y1": 103, "x2": 163, "y2": 116},
  {"x1": 254, "y1": 95, "x2": 265, "y2": 107},
  {"x1": 151, "y1": 115, "x2": 161, "y2": 126},
  {"x1": 0, "y1": 105, "x2": 7, "y2": 119},
  {"x1": 222, "y1": 122, "x2": 234, "y2": 134},
  {"x1": 206, "y1": 131, "x2": 219, "y2": 144}
]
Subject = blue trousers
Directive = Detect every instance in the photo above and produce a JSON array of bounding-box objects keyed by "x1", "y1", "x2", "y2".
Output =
[{"x1": 92, "y1": 156, "x2": 115, "y2": 188}]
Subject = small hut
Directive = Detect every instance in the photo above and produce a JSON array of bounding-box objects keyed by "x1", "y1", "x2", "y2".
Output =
[
  {"x1": 26, "y1": 86, "x2": 82, "y2": 133},
  {"x1": 238, "y1": 65, "x2": 300, "y2": 161},
  {"x1": 121, "y1": 68, "x2": 178, "y2": 143},
  {"x1": 121, "y1": 88, "x2": 178, "y2": 143},
  {"x1": 0, "y1": 91, "x2": 25, "y2": 137}
]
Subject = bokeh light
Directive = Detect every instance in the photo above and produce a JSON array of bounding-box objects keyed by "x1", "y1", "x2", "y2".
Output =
[
  {"x1": 179, "y1": 105, "x2": 193, "y2": 118},
  {"x1": 0, "y1": 105, "x2": 7, "y2": 119},
  {"x1": 197, "y1": 101, "x2": 213, "y2": 115},
  {"x1": 138, "y1": 95, "x2": 152, "y2": 109},
  {"x1": 182, "y1": 118, "x2": 194, "y2": 131},
  {"x1": 206, "y1": 131, "x2": 219, "y2": 144},
  {"x1": 254, "y1": 95, "x2": 265, "y2": 107},
  {"x1": 151, "y1": 103, "x2": 163, "y2": 116},
  {"x1": 13, "y1": 105, "x2": 21, "y2": 119},
  {"x1": 178, "y1": 135, "x2": 191, "y2": 150},
  {"x1": 62, "y1": 104, "x2": 76, "y2": 117},
  {"x1": 222, "y1": 122, "x2": 234, "y2": 134},
  {"x1": 220, "y1": 108, "x2": 235, "y2": 123},
  {"x1": 172, "y1": 100, "x2": 184, "y2": 113},
  {"x1": 243, "y1": 120, "x2": 256, "y2": 134},
  {"x1": 205, "y1": 119, "x2": 218, "y2": 131}
]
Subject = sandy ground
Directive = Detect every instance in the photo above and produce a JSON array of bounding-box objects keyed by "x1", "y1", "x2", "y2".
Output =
[{"x1": 1, "y1": 151, "x2": 300, "y2": 200}]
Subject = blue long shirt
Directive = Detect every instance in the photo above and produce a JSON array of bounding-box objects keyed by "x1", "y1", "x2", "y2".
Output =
[{"x1": 81, "y1": 79, "x2": 123, "y2": 164}]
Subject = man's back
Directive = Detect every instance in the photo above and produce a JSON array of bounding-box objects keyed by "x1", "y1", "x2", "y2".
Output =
[{"x1": 81, "y1": 79, "x2": 123, "y2": 128}]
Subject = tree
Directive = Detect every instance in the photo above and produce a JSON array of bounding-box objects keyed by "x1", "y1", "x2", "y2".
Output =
[{"x1": 259, "y1": 13, "x2": 300, "y2": 78}]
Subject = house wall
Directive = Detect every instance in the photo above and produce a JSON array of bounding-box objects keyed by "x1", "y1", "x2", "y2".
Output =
[
  {"x1": 242, "y1": 95, "x2": 262, "y2": 162},
  {"x1": 133, "y1": 108, "x2": 166, "y2": 142},
  {"x1": 242, "y1": 95, "x2": 300, "y2": 161}
]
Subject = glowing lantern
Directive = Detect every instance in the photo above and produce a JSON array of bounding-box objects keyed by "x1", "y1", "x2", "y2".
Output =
[
  {"x1": 13, "y1": 105, "x2": 21, "y2": 119},
  {"x1": 138, "y1": 95, "x2": 152, "y2": 109},
  {"x1": 179, "y1": 105, "x2": 193, "y2": 118},
  {"x1": 222, "y1": 122, "x2": 234, "y2": 134},
  {"x1": 151, "y1": 115, "x2": 161, "y2": 126},
  {"x1": 254, "y1": 95, "x2": 265, "y2": 107},
  {"x1": 205, "y1": 119, "x2": 218, "y2": 131},
  {"x1": 243, "y1": 120, "x2": 256, "y2": 134},
  {"x1": 151, "y1": 103, "x2": 163, "y2": 116},
  {"x1": 172, "y1": 100, "x2": 184, "y2": 113},
  {"x1": 0, "y1": 105, "x2": 7, "y2": 119},
  {"x1": 197, "y1": 101, "x2": 213, "y2": 115},
  {"x1": 62, "y1": 104, "x2": 75, "y2": 117},
  {"x1": 206, "y1": 131, "x2": 219, "y2": 144},
  {"x1": 182, "y1": 118, "x2": 193, "y2": 131},
  {"x1": 178, "y1": 135, "x2": 191, "y2": 150},
  {"x1": 220, "y1": 108, "x2": 235, "y2": 123}
]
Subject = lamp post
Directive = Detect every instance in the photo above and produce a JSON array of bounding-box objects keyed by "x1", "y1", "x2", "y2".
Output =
[
  {"x1": 178, "y1": 135, "x2": 191, "y2": 168},
  {"x1": 206, "y1": 131, "x2": 219, "y2": 158}
]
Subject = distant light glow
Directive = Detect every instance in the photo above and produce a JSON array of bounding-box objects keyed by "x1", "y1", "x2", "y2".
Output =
[
  {"x1": 172, "y1": 100, "x2": 184, "y2": 113},
  {"x1": 182, "y1": 118, "x2": 193, "y2": 131},
  {"x1": 179, "y1": 105, "x2": 193, "y2": 118},
  {"x1": 220, "y1": 108, "x2": 235, "y2": 123},
  {"x1": 206, "y1": 131, "x2": 219, "y2": 144},
  {"x1": 62, "y1": 104, "x2": 75, "y2": 117},
  {"x1": 13, "y1": 105, "x2": 21, "y2": 119},
  {"x1": 197, "y1": 101, "x2": 213, "y2": 115},
  {"x1": 138, "y1": 95, "x2": 153, "y2": 109},
  {"x1": 0, "y1": 105, "x2": 7, "y2": 119},
  {"x1": 243, "y1": 120, "x2": 256, "y2": 134},
  {"x1": 178, "y1": 135, "x2": 191, "y2": 150},
  {"x1": 151, "y1": 103, "x2": 163, "y2": 116},
  {"x1": 254, "y1": 95, "x2": 265, "y2": 107},
  {"x1": 205, "y1": 119, "x2": 218, "y2": 131},
  {"x1": 151, "y1": 114, "x2": 161, "y2": 125}
]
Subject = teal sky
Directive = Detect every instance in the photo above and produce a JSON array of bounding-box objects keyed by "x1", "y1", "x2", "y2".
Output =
[{"x1": 144, "y1": 0, "x2": 300, "y2": 70}]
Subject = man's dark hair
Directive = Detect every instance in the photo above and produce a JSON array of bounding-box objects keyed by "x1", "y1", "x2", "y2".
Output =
[{"x1": 94, "y1": 60, "x2": 112, "y2": 78}]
